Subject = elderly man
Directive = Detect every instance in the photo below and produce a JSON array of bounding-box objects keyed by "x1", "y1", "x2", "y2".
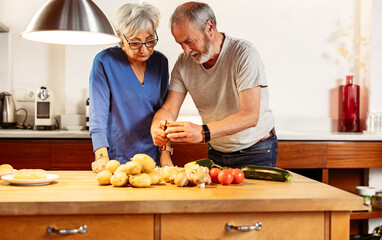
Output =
[{"x1": 151, "y1": 2, "x2": 277, "y2": 168}]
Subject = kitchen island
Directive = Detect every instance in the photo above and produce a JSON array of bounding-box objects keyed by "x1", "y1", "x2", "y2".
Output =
[
  {"x1": 1, "y1": 129, "x2": 381, "y2": 236},
  {"x1": 0, "y1": 171, "x2": 366, "y2": 239}
]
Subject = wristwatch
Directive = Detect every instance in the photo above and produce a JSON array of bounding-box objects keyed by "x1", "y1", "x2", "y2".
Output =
[
  {"x1": 202, "y1": 124, "x2": 210, "y2": 142},
  {"x1": 159, "y1": 145, "x2": 173, "y2": 155}
]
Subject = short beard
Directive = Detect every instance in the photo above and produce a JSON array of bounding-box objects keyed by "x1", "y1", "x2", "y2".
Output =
[{"x1": 190, "y1": 34, "x2": 212, "y2": 64}]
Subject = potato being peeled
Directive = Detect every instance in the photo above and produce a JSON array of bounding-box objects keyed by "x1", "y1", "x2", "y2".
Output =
[
  {"x1": 110, "y1": 172, "x2": 128, "y2": 187},
  {"x1": 131, "y1": 154, "x2": 156, "y2": 173},
  {"x1": 96, "y1": 170, "x2": 112, "y2": 185},
  {"x1": 105, "y1": 160, "x2": 120, "y2": 174},
  {"x1": 129, "y1": 173, "x2": 151, "y2": 188}
]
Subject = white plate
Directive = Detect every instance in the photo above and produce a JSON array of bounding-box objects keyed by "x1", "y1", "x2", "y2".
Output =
[
  {"x1": 1, "y1": 173, "x2": 59, "y2": 186},
  {"x1": 0, "y1": 169, "x2": 17, "y2": 177}
]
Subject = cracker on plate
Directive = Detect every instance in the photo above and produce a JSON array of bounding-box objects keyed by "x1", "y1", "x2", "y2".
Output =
[
  {"x1": 14, "y1": 169, "x2": 47, "y2": 180},
  {"x1": 0, "y1": 164, "x2": 13, "y2": 173}
]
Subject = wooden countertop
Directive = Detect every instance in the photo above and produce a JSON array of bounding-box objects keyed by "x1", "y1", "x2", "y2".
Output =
[
  {"x1": 0, "y1": 171, "x2": 367, "y2": 216},
  {"x1": 1, "y1": 129, "x2": 382, "y2": 141}
]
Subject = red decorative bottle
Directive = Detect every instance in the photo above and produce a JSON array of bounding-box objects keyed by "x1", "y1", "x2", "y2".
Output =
[{"x1": 338, "y1": 76, "x2": 360, "y2": 132}]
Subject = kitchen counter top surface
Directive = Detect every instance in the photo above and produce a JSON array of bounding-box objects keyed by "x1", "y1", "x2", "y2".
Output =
[
  {"x1": 0, "y1": 128, "x2": 382, "y2": 141},
  {"x1": 0, "y1": 170, "x2": 366, "y2": 216}
]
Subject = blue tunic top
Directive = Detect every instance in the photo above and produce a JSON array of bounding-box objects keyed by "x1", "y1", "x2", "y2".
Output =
[{"x1": 89, "y1": 46, "x2": 169, "y2": 164}]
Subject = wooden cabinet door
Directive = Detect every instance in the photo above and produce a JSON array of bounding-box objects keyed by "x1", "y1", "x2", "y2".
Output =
[
  {"x1": 50, "y1": 139, "x2": 93, "y2": 170},
  {"x1": 0, "y1": 139, "x2": 50, "y2": 169},
  {"x1": 161, "y1": 212, "x2": 325, "y2": 240},
  {"x1": 0, "y1": 214, "x2": 154, "y2": 240}
]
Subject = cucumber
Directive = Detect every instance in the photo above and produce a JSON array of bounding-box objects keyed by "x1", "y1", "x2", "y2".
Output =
[
  {"x1": 185, "y1": 159, "x2": 224, "y2": 170},
  {"x1": 241, "y1": 165, "x2": 293, "y2": 182}
]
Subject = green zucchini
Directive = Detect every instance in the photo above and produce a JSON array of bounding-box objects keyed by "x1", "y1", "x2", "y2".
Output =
[
  {"x1": 185, "y1": 159, "x2": 224, "y2": 170},
  {"x1": 241, "y1": 165, "x2": 293, "y2": 182}
]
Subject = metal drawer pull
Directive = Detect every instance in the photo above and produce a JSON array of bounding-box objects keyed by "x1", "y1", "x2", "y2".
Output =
[
  {"x1": 225, "y1": 222, "x2": 262, "y2": 232},
  {"x1": 46, "y1": 225, "x2": 87, "y2": 235}
]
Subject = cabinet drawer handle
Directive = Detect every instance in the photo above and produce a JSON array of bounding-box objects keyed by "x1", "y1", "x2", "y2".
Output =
[
  {"x1": 225, "y1": 222, "x2": 262, "y2": 232},
  {"x1": 46, "y1": 225, "x2": 87, "y2": 235}
]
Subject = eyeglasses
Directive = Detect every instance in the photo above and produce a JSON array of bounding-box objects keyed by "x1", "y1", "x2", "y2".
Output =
[{"x1": 124, "y1": 32, "x2": 159, "y2": 50}]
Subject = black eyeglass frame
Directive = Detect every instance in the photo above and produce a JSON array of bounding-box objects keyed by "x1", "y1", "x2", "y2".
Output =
[{"x1": 123, "y1": 31, "x2": 159, "y2": 50}]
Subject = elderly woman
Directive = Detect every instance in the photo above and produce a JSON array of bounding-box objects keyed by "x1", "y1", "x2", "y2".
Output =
[{"x1": 90, "y1": 2, "x2": 173, "y2": 173}]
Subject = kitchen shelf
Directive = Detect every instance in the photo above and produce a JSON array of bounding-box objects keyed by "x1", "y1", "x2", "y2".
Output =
[{"x1": 351, "y1": 209, "x2": 382, "y2": 220}]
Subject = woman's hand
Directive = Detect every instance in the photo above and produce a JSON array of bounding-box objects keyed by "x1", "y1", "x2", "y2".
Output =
[
  {"x1": 160, "y1": 150, "x2": 174, "y2": 167},
  {"x1": 91, "y1": 157, "x2": 109, "y2": 173},
  {"x1": 165, "y1": 121, "x2": 204, "y2": 143},
  {"x1": 92, "y1": 147, "x2": 110, "y2": 173}
]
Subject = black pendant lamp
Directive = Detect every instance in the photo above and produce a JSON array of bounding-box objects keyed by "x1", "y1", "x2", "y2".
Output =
[{"x1": 20, "y1": 0, "x2": 120, "y2": 45}]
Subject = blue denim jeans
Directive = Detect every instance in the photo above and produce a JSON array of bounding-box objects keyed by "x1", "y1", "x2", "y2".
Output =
[{"x1": 208, "y1": 134, "x2": 278, "y2": 168}]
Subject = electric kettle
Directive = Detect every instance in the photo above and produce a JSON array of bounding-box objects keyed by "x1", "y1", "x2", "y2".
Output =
[{"x1": 0, "y1": 92, "x2": 17, "y2": 128}]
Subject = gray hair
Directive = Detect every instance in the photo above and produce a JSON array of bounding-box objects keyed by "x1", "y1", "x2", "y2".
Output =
[
  {"x1": 114, "y1": 2, "x2": 160, "y2": 41},
  {"x1": 170, "y1": 2, "x2": 217, "y2": 31}
]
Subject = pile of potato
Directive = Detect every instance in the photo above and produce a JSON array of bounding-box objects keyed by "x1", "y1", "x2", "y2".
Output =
[
  {"x1": 96, "y1": 153, "x2": 162, "y2": 187},
  {"x1": 175, "y1": 166, "x2": 211, "y2": 188},
  {"x1": 96, "y1": 154, "x2": 212, "y2": 188}
]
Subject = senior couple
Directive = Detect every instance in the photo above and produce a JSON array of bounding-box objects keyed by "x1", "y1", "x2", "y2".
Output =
[{"x1": 90, "y1": 2, "x2": 278, "y2": 173}]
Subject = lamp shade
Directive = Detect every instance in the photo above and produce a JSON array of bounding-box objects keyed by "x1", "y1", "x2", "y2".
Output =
[{"x1": 20, "y1": 0, "x2": 120, "y2": 45}]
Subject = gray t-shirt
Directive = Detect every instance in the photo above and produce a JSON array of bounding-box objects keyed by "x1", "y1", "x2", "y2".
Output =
[{"x1": 170, "y1": 34, "x2": 275, "y2": 152}]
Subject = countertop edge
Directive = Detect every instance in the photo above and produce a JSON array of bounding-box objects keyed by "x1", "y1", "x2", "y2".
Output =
[{"x1": 1, "y1": 129, "x2": 382, "y2": 141}]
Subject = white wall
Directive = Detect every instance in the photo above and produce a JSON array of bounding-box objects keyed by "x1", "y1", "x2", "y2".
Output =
[
  {"x1": 0, "y1": 0, "x2": 381, "y2": 129},
  {"x1": 368, "y1": 0, "x2": 382, "y2": 233}
]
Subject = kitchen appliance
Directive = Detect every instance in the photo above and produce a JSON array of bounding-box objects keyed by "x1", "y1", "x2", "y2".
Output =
[
  {"x1": 0, "y1": 92, "x2": 17, "y2": 128},
  {"x1": 35, "y1": 86, "x2": 55, "y2": 130}
]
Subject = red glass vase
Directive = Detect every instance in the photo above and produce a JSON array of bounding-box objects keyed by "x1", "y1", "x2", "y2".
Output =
[{"x1": 338, "y1": 76, "x2": 360, "y2": 132}]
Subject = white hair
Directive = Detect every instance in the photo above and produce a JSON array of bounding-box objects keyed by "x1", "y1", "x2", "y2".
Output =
[
  {"x1": 114, "y1": 2, "x2": 160, "y2": 40},
  {"x1": 170, "y1": 2, "x2": 216, "y2": 31}
]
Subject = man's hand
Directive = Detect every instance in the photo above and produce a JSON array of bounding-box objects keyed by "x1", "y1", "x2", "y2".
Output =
[
  {"x1": 91, "y1": 157, "x2": 109, "y2": 173},
  {"x1": 152, "y1": 120, "x2": 170, "y2": 146},
  {"x1": 165, "y1": 121, "x2": 204, "y2": 143}
]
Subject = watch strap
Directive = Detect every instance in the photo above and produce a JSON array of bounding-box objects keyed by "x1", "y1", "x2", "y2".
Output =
[
  {"x1": 202, "y1": 124, "x2": 210, "y2": 142},
  {"x1": 159, "y1": 145, "x2": 173, "y2": 155}
]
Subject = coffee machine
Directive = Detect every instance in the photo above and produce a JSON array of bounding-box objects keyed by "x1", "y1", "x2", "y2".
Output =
[
  {"x1": 35, "y1": 86, "x2": 55, "y2": 130},
  {"x1": 0, "y1": 92, "x2": 17, "y2": 128}
]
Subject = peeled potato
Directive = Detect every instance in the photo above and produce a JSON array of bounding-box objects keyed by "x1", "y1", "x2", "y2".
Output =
[
  {"x1": 148, "y1": 170, "x2": 162, "y2": 185},
  {"x1": 129, "y1": 173, "x2": 151, "y2": 188},
  {"x1": 110, "y1": 172, "x2": 128, "y2": 187},
  {"x1": 96, "y1": 170, "x2": 112, "y2": 185},
  {"x1": 161, "y1": 166, "x2": 179, "y2": 183},
  {"x1": 106, "y1": 160, "x2": 120, "y2": 174},
  {"x1": 124, "y1": 161, "x2": 142, "y2": 175},
  {"x1": 131, "y1": 154, "x2": 156, "y2": 173}
]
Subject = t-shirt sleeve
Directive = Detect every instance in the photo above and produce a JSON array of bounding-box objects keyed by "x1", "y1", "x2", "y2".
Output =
[
  {"x1": 235, "y1": 42, "x2": 268, "y2": 92},
  {"x1": 169, "y1": 56, "x2": 188, "y2": 94}
]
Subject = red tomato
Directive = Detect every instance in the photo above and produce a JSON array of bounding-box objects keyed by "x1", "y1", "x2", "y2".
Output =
[
  {"x1": 231, "y1": 169, "x2": 245, "y2": 184},
  {"x1": 218, "y1": 169, "x2": 234, "y2": 185},
  {"x1": 209, "y1": 168, "x2": 222, "y2": 183}
]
